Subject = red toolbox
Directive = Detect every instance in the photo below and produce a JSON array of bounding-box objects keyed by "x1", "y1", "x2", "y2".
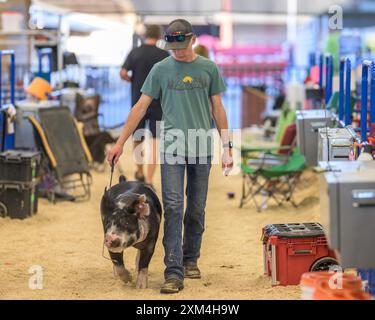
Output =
[{"x1": 262, "y1": 223, "x2": 338, "y2": 286}]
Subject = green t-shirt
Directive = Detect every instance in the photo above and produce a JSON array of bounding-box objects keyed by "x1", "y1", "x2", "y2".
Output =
[{"x1": 141, "y1": 55, "x2": 226, "y2": 157}]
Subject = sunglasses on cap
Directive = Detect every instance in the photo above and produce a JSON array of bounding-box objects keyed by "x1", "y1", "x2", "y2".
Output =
[{"x1": 164, "y1": 32, "x2": 193, "y2": 43}]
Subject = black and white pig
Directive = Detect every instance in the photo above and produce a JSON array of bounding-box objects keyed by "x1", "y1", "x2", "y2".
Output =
[{"x1": 100, "y1": 176, "x2": 161, "y2": 288}]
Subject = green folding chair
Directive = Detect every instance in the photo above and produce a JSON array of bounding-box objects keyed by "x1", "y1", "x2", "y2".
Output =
[
  {"x1": 239, "y1": 148, "x2": 305, "y2": 212},
  {"x1": 274, "y1": 102, "x2": 296, "y2": 145}
]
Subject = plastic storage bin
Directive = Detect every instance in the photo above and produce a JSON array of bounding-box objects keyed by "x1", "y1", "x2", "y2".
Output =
[
  {"x1": 14, "y1": 100, "x2": 59, "y2": 150},
  {"x1": 262, "y1": 223, "x2": 338, "y2": 286},
  {"x1": 0, "y1": 150, "x2": 40, "y2": 182},
  {"x1": 0, "y1": 181, "x2": 38, "y2": 219}
]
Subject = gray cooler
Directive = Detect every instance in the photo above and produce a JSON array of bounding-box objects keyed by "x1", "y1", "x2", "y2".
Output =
[
  {"x1": 317, "y1": 127, "x2": 356, "y2": 162},
  {"x1": 15, "y1": 100, "x2": 60, "y2": 150},
  {"x1": 296, "y1": 109, "x2": 335, "y2": 166},
  {"x1": 319, "y1": 161, "x2": 375, "y2": 268}
]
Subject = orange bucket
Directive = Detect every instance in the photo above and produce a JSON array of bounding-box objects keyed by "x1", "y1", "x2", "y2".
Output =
[
  {"x1": 314, "y1": 280, "x2": 372, "y2": 300},
  {"x1": 300, "y1": 272, "x2": 364, "y2": 300},
  {"x1": 301, "y1": 272, "x2": 336, "y2": 300},
  {"x1": 25, "y1": 77, "x2": 52, "y2": 100}
]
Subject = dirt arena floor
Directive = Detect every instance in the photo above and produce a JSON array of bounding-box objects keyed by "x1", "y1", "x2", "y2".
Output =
[{"x1": 0, "y1": 133, "x2": 322, "y2": 300}]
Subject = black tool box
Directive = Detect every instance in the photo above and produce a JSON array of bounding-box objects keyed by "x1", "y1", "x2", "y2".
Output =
[
  {"x1": 0, "y1": 150, "x2": 41, "y2": 182},
  {"x1": 0, "y1": 150, "x2": 41, "y2": 219},
  {"x1": 0, "y1": 181, "x2": 38, "y2": 219}
]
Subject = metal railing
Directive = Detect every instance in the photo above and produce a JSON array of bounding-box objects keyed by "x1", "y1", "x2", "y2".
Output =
[
  {"x1": 79, "y1": 66, "x2": 131, "y2": 129},
  {"x1": 3, "y1": 63, "x2": 292, "y2": 131}
]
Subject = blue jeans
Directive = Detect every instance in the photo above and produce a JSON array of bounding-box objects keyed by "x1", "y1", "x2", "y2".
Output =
[{"x1": 160, "y1": 155, "x2": 212, "y2": 281}]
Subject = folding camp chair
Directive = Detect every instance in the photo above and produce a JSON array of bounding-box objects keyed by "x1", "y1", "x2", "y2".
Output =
[
  {"x1": 240, "y1": 122, "x2": 304, "y2": 211},
  {"x1": 244, "y1": 123, "x2": 297, "y2": 167},
  {"x1": 240, "y1": 148, "x2": 305, "y2": 212},
  {"x1": 274, "y1": 103, "x2": 296, "y2": 145},
  {"x1": 28, "y1": 106, "x2": 92, "y2": 202}
]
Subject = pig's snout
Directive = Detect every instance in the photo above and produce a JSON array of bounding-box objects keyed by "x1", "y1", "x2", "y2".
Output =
[{"x1": 105, "y1": 233, "x2": 121, "y2": 248}]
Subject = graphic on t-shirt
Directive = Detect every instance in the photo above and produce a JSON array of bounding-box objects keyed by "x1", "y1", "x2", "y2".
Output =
[
  {"x1": 168, "y1": 75, "x2": 208, "y2": 91},
  {"x1": 183, "y1": 76, "x2": 193, "y2": 83}
]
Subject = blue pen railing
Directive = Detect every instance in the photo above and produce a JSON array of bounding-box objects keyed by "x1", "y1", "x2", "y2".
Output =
[
  {"x1": 370, "y1": 61, "x2": 375, "y2": 127},
  {"x1": 319, "y1": 53, "x2": 324, "y2": 89},
  {"x1": 339, "y1": 58, "x2": 345, "y2": 122},
  {"x1": 361, "y1": 60, "x2": 373, "y2": 142},
  {"x1": 338, "y1": 57, "x2": 352, "y2": 127},
  {"x1": 345, "y1": 58, "x2": 352, "y2": 126},
  {"x1": 0, "y1": 50, "x2": 16, "y2": 150},
  {"x1": 325, "y1": 54, "x2": 333, "y2": 105},
  {"x1": 0, "y1": 50, "x2": 15, "y2": 109},
  {"x1": 308, "y1": 52, "x2": 316, "y2": 69}
]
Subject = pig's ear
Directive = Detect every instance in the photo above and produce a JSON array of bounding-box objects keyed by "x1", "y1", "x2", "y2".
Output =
[
  {"x1": 134, "y1": 194, "x2": 150, "y2": 219},
  {"x1": 103, "y1": 187, "x2": 111, "y2": 202},
  {"x1": 102, "y1": 187, "x2": 115, "y2": 211}
]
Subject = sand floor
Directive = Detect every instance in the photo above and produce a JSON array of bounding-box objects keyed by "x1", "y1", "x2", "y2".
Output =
[{"x1": 0, "y1": 139, "x2": 322, "y2": 300}]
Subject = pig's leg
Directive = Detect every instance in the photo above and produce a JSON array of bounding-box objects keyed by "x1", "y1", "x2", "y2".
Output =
[
  {"x1": 109, "y1": 251, "x2": 132, "y2": 283},
  {"x1": 135, "y1": 250, "x2": 140, "y2": 273},
  {"x1": 135, "y1": 241, "x2": 156, "y2": 289}
]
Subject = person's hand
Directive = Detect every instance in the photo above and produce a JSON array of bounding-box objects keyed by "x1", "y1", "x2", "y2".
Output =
[
  {"x1": 107, "y1": 143, "x2": 123, "y2": 165},
  {"x1": 222, "y1": 148, "x2": 233, "y2": 176}
]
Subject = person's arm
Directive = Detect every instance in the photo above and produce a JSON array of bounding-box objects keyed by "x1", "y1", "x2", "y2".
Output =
[
  {"x1": 120, "y1": 68, "x2": 132, "y2": 82},
  {"x1": 211, "y1": 94, "x2": 230, "y2": 145},
  {"x1": 211, "y1": 94, "x2": 233, "y2": 174},
  {"x1": 107, "y1": 94, "x2": 153, "y2": 163},
  {"x1": 120, "y1": 50, "x2": 133, "y2": 82}
]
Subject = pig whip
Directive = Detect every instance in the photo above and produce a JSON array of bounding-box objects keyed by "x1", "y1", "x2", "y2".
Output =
[{"x1": 102, "y1": 159, "x2": 117, "y2": 275}]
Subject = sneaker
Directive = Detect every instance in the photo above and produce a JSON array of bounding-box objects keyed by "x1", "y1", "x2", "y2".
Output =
[
  {"x1": 160, "y1": 278, "x2": 184, "y2": 294},
  {"x1": 184, "y1": 262, "x2": 201, "y2": 279}
]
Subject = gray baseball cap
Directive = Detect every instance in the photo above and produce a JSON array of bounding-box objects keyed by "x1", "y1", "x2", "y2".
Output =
[{"x1": 157, "y1": 19, "x2": 194, "y2": 50}]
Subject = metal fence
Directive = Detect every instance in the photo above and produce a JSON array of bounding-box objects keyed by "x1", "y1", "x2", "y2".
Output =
[
  {"x1": 80, "y1": 66, "x2": 131, "y2": 129},
  {"x1": 2, "y1": 63, "x2": 292, "y2": 131},
  {"x1": 1, "y1": 64, "x2": 131, "y2": 129},
  {"x1": 81, "y1": 64, "x2": 287, "y2": 130},
  {"x1": 0, "y1": 64, "x2": 29, "y2": 106},
  {"x1": 55, "y1": 65, "x2": 131, "y2": 129}
]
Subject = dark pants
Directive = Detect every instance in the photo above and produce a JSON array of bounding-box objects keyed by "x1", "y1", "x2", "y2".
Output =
[{"x1": 160, "y1": 155, "x2": 212, "y2": 281}]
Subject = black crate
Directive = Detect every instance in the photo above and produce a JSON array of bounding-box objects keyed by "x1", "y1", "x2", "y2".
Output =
[
  {"x1": 0, "y1": 181, "x2": 39, "y2": 219},
  {"x1": 0, "y1": 150, "x2": 41, "y2": 182}
]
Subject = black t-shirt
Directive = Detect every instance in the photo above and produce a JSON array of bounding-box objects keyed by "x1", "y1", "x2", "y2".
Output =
[{"x1": 122, "y1": 44, "x2": 169, "y2": 120}]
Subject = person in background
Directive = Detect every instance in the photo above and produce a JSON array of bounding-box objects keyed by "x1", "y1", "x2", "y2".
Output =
[
  {"x1": 194, "y1": 44, "x2": 215, "y2": 128},
  {"x1": 120, "y1": 24, "x2": 169, "y2": 187}
]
